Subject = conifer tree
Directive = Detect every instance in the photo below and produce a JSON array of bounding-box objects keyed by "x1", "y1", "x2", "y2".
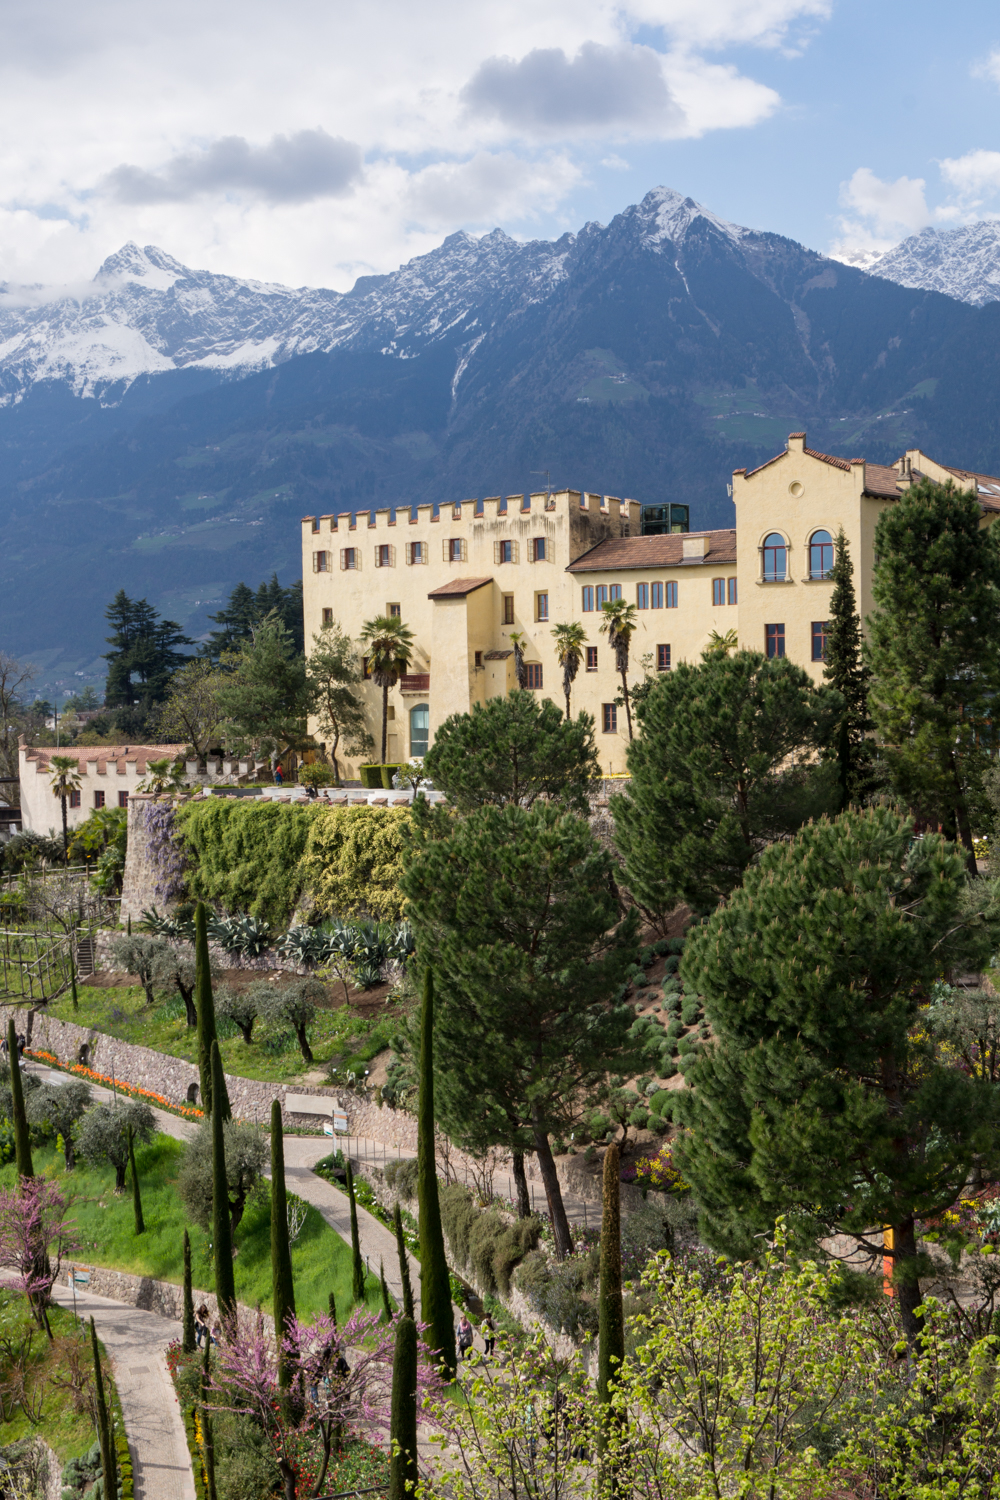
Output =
[
  {"x1": 416, "y1": 971, "x2": 455, "y2": 1377},
  {"x1": 270, "y1": 1100, "x2": 296, "y2": 1392},
  {"x1": 388, "y1": 1315, "x2": 419, "y2": 1500},
  {"x1": 346, "y1": 1161, "x2": 366, "y2": 1306},
  {"x1": 201, "y1": 1327, "x2": 218, "y2": 1500},
  {"x1": 7, "y1": 1021, "x2": 32, "y2": 1180},
  {"x1": 210, "y1": 1042, "x2": 237, "y2": 1325},
  {"x1": 822, "y1": 530, "x2": 874, "y2": 807},
  {"x1": 182, "y1": 1230, "x2": 196, "y2": 1354},
  {"x1": 380, "y1": 1258, "x2": 393, "y2": 1322},
  {"x1": 195, "y1": 903, "x2": 226, "y2": 1117},
  {"x1": 597, "y1": 1144, "x2": 624, "y2": 1426},
  {"x1": 394, "y1": 1202, "x2": 414, "y2": 1319},
  {"x1": 867, "y1": 477, "x2": 1000, "y2": 870},
  {"x1": 89, "y1": 1317, "x2": 116, "y2": 1500},
  {"x1": 328, "y1": 1290, "x2": 337, "y2": 1325},
  {"x1": 128, "y1": 1127, "x2": 145, "y2": 1235},
  {"x1": 677, "y1": 805, "x2": 1000, "y2": 1347}
]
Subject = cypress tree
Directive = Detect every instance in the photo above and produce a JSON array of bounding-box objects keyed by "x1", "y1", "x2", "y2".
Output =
[
  {"x1": 128, "y1": 1127, "x2": 145, "y2": 1235},
  {"x1": 823, "y1": 530, "x2": 873, "y2": 807},
  {"x1": 270, "y1": 1100, "x2": 296, "y2": 1391},
  {"x1": 89, "y1": 1317, "x2": 117, "y2": 1500},
  {"x1": 380, "y1": 1258, "x2": 393, "y2": 1322},
  {"x1": 597, "y1": 1143, "x2": 624, "y2": 1469},
  {"x1": 195, "y1": 903, "x2": 230, "y2": 1119},
  {"x1": 70, "y1": 954, "x2": 79, "y2": 1011},
  {"x1": 202, "y1": 1327, "x2": 218, "y2": 1500},
  {"x1": 388, "y1": 1315, "x2": 419, "y2": 1500},
  {"x1": 8, "y1": 1020, "x2": 32, "y2": 1180},
  {"x1": 416, "y1": 970, "x2": 455, "y2": 1377},
  {"x1": 210, "y1": 1041, "x2": 237, "y2": 1326},
  {"x1": 328, "y1": 1290, "x2": 337, "y2": 1326},
  {"x1": 182, "y1": 1230, "x2": 196, "y2": 1354},
  {"x1": 346, "y1": 1161, "x2": 366, "y2": 1306},
  {"x1": 394, "y1": 1202, "x2": 414, "y2": 1319}
]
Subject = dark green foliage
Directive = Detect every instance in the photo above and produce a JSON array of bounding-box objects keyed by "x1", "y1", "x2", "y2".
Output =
[
  {"x1": 394, "y1": 1202, "x2": 414, "y2": 1319},
  {"x1": 416, "y1": 971, "x2": 455, "y2": 1378},
  {"x1": 7, "y1": 1024, "x2": 32, "y2": 1180},
  {"x1": 328, "y1": 1291, "x2": 337, "y2": 1326},
  {"x1": 270, "y1": 1100, "x2": 296, "y2": 1391},
  {"x1": 211, "y1": 1042, "x2": 237, "y2": 1325},
  {"x1": 177, "y1": 800, "x2": 323, "y2": 929},
  {"x1": 513, "y1": 1246, "x2": 601, "y2": 1337},
  {"x1": 867, "y1": 478, "x2": 1000, "y2": 865},
  {"x1": 215, "y1": 613, "x2": 312, "y2": 765},
  {"x1": 202, "y1": 1330, "x2": 219, "y2": 1500},
  {"x1": 76, "y1": 1099, "x2": 156, "y2": 1193},
  {"x1": 822, "y1": 530, "x2": 875, "y2": 807},
  {"x1": 677, "y1": 805, "x2": 1000, "y2": 1344},
  {"x1": 597, "y1": 1145, "x2": 624, "y2": 1420},
  {"x1": 89, "y1": 1317, "x2": 117, "y2": 1500},
  {"x1": 359, "y1": 765, "x2": 384, "y2": 789},
  {"x1": 195, "y1": 903, "x2": 219, "y2": 1118},
  {"x1": 103, "y1": 588, "x2": 192, "y2": 710},
  {"x1": 612, "y1": 651, "x2": 842, "y2": 917},
  {"x1": 128, "y1": 1128, "x2": 145, "y2": 1235},
  {"x1": 388, "y1": 1316, "x2": 418, "y2": 1500},
  {"x1": 402, "y1": 800, "x2": 645, "y2": 1259},
  {"x1": 183, "y1": 1230, "x2": 196, "y2": 1354},
  {"x1": 385, "y1": 1157, "x2": 419, "y2": 1202},
  {"x1": 380, "y1": 1259, "x2": 393, "y2": 1321},
  {"x1": 178, "y1": 1118, "x2": 269, "y2": 1235},
  {"x1": 203, "y1": 575, "x2": 304, "y2": 661},
  {"x1": 438, "y1": 1183, "x2": 541, "y2": 1296},
  {"x1": 422, "y1": 690, "x2": 600, "y2": 815},
  {"x1": 346, "y1": 1161, "x2": 366, "y2": 1306}
]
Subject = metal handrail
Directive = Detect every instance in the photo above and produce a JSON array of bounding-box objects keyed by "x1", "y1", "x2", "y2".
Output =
[{"x1": 314, "y1": 1488, "x2": 389, "y2": 1499}]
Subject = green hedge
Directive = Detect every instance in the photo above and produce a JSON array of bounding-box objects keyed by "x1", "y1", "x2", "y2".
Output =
[
  {"x1": 359, "y1": 763, "x2": 405, "y2": 789},
  {"x1": 115, "y1": 1426, "x2": 134, "y2": 1499},
  {"x1": 174, "y1": 799, "x2": 324, "y2": 928},
  {"x1": 299, "y1": 806, "x2": 410, "y2": 922}
]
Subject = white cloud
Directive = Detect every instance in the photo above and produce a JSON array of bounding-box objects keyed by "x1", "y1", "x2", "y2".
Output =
[
  {"x1": 461, "y1": 43, "x2": 683, "y2": 136},
  {"x1": 831, "y1": 167, "x2": 932, "y2": 256},
  {"x1": 939, "y1": 149, "x2": 1000, "y2": 202},
  {"x1": 972, "y1": 48, "x2": 1000, "y2": 88},
  {"x1": 402, "y1": 152, "x2": 583, "y2": 228},
  {"x1": 101, "y1": 130, "x2": 364, "y2": 206},
  {"x1": 625, "y1": 0, "x2": 830, "y2": 51}
]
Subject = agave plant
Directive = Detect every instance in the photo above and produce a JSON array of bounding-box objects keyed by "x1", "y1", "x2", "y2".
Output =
[
  {"x1": 212, "y1": 913, "x2": 272, "y2": 958},
  {"x1": 139, "y1": 906, "x2": 196, "y2": 943},
  {"x1": 277, "y1": 924, "x2": 332, "y2": 968}
]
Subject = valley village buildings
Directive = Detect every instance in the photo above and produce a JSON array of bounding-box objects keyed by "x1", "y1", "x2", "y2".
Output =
[{"x1": 301, "y1": 435, "x2": 1000, "y2": 776}]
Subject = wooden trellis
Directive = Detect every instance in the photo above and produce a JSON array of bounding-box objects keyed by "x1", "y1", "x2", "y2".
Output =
[{"x1": 0, "y1": 927, "x2": 75, "y2": 1003}]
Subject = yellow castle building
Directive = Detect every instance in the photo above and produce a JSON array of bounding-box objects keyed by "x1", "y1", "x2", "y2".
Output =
[{"x1": 300, "y1": 435, "x2": 1000, "y2": 776}]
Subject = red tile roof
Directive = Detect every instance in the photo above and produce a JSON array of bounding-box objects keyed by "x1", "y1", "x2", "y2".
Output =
[
  {"x1": 427, "y1": 577, "x2": 493, "y2": 598},
  {"x1": 22, "y1": 744, "x2": 182, "y2": 775},
  {"x1": 942, "y1": 465, "x2": 1000, "y2": 512},
  {"x1": 567, "y1": 530, "x2": 737, "y2": 572},
  {"x1": 742, "y1": 439, "x2": 903, "y2": 500}
]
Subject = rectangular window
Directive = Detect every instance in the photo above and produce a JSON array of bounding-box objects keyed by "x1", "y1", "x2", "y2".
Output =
[
  {"x1": 586, "y1": 647, "x2": 598, "y2": 671},
  {"x1": 657, "y1": 645, "x2": 671, "y2": 672},
  {"x1": 474, "y1": 651, "x2": 483, "y2": 668},
  {"x1": 536, "y1": 592, "x2": 549, "y2": 622},
  {"x1": 118, "y1": 791, "x2": 129, "y2": 808},
  {"x1": 602, "y1": 703, "x2": 618, "y2": 733},
  {"x1": 376, "y1": 544, "x2": 393, "y2": 568},
  {"x1": 609, "y1": 584, "x2": 622, "y2": 601},
  {"x1": 94, "y1": 790, "x2": 105, "y2": 809},
  {"x1": 445, "y1": 538, "x2": 467, "y2": 562},
  {"x1": 341, "y1": 547, "x2": 358, "y2": 570},
  {"x1": 388, "y1": 603, "x2": 401, "y2": 619},
  {"x1": 712, "y1": 577, "x2": 725, "y2": 606},
  {"x1": 503, "y1": 595, "x2": 515, "y2": 625},
  {"x1": 812, "y1": 621, "x2": 830, "y2": 661},
  {"x1": 312, "y1": 551, "x2": 329, "y2": 572},
  {"x1": 596, "y1": 585, "x2": 609, "y2": 608},
  {"x1": 497, "y1": 540, "x2": 514, "y2": 564},
  {"x1": 651, "y1": 582, "x2": 664, "y2": 609},
  {"x1": 728, "y1": 577, "x2": 738, "y2": 606},
  {"x1": 525, "y1": 663, "x2": 543, "y2": 689},
  {"x1": 406, "y1": 541, "x2": 426, "y2": 565},
  {"x1": 582, "y1": 586, "x2": 594, "y2": 612},
  {"x1": 532, "y1": 537, "x2": 547, "y2": 561},
  {"x1": 69, "y1": 789, "x2": 81, "y2": 808},
  {"x1": 636, "y1": 583, "x2": 648, "y2": 609},
  {"x1": 665, "y1": 582, "x2": 678, "y2": 609},
  {"x1": 322, "y1": 607, "x2": 333, "y2": 625},
  {"x1": 766, "y1": 623, "x2": 786, "y2": 659}
]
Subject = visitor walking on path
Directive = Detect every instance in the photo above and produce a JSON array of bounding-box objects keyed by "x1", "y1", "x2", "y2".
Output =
[
  {"x1": 458, "y1": 1315, "x2": 474, "y2": 1360},
  {"x1": 274, "y1": 763, "x2": 283, "y2": 785},
  {"x1": 482, "y1": 1312, "x2": 495, "y2": 1357},
  {"x1": 194, "y1": 1303, "x2": 210, "y2": 1348}
]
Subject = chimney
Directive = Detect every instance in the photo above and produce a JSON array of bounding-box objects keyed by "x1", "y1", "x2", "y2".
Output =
[
  {"x1": 787, "y1": 432, "x2": 806, "y2": 452},
  {"x1": 682, "y1": 535, "x2": 710, "y2": 560}
]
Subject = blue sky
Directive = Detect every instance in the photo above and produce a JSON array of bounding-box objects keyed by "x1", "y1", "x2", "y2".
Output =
[{"x1": 0, "y1": 0, "x2": 997, "y2": 288}]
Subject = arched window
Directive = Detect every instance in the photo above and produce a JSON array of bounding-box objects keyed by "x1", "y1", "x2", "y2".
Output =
[
  {"x1": 409, "y1": 703, "x2": 429, "y2": 759},
  {"x1": 762, "y1": 533, "x2": 787, "y2": 582},
  {"x1": 809, "y1": 529, "x2": 834, "y2": 580}
]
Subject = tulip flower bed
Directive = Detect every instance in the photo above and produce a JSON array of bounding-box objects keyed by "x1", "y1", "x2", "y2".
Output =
[{"x1": 26, "y1": 1050, "x2": 205, "y2": 1122}]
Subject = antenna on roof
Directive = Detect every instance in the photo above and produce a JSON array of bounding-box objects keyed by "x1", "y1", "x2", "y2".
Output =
[{"x1": 531, "y1": 470, "x2": 552, "y2": 496}]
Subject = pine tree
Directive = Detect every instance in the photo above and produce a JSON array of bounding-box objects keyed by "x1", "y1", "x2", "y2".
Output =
[
  {"x1": 380, "y1": 1259, "x2": 393, "y2": 1322},
  {"x1": 597, "y1": 1143, "x2": 624, "y2": 1474},
  {"x1": 210, "y1": 1042, "x2": 237, "y2": 1326},
  {"x1": 89, "y1": 1317, "x2": 117, "y2": 1500},
  {"x1": 867, "y1": 478, "x2": 1000, "y2": 870},
  {"x1": 195, "y1": 904, "x2": 230, "y2": 1119},
  {"x1": 346, "y1": 1161, "x2": 366, "y2": 1307},
  {"x1": 677, "y1": 805, "x2": 1000, "y2": 1349},
  {"x1": 182, "y1": 1231, "x2": 196, "y2": 1354},
  {"x1": 822, "y1": 530, "x2": 874, "y2": 807},
  {"x1": 388, "y1": 1315, "x2": 419, "y2": 1500},
  {"x1": 270, "y1": 1100, "x2": 296, "y2": 1392},
  {"x1": 8, "y1": 1021, "x2": 32, "y2": 1180},
  {"x1": 128, "y1": 1127, "x2": 145, "y2": 1235},
  {"x1": 416, "y1": 971, "x2": 456, "y2": 1377},
  {"x1": 394, "y1": 1202, "x2": 414, "y2": 1319}
]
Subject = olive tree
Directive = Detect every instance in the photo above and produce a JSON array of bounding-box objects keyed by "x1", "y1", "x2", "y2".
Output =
[
  {"x1": 110, "y1": 934, "x2": 174, "y2": 1007},
  {"x1": 25, "y1": 1080, "x2": 93, "y2": 1169},
  {"x1": 177, "y1": 1118, "x2": 270, "y2": 1235},
  {"x1": 76, "y1": 1101, "x2": 156, "y2": 1192}
]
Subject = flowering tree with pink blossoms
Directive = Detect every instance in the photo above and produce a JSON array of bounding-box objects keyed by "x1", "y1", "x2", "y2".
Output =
[
  {"x1": 212, "y1": 1307, "x2": 445, "y2": 1500},
  {"x1": 0, "y1": 1177, "x2": 75, "y2": 1337}
]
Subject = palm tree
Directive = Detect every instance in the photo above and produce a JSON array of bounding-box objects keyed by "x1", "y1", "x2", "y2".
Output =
[
  {"x1": 702, "y1": 628, "x2": 739, "y2": 658},
  {"x1": 600, "y1": 599, "x2": 640, "y2": 742},
  {"x1": 359, "y1": 616, "x2": 416, "y2": 763},
  {"x1": 49, "y1": 754, "x2": 82, "y2": 863},
  {"x1": 551, "y1": 621, "x2": 587, "y2": 719}
]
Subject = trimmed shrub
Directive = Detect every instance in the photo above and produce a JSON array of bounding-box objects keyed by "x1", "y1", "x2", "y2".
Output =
[
  {"x1": 359, "y1": 765, "x2": 383, "y2": 788},
  {"x1": 648, "y1": 1089, "x2": 672, "y2": 1117},
  {"x1": 299, "y1": 806, "x2": 410, "y2": 921},
  {"x1": 665, "y1": 1019, "x2": 684, "y2": 1041},
  {"x1": 380, "y1": 763, "x2": 405, "y2": 789},
  {"x1": 681, "y1": 997, "x2": 702, "y2": 1026}
]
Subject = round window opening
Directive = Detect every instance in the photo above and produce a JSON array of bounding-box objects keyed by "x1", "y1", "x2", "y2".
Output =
[{"x1": 788, "y1": 481, "x2": 804, "y2": 497}]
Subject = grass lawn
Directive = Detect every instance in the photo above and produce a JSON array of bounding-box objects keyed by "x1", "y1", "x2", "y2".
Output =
[
  {"x1": 3, "y1": 1136, "x2": 382, "y2": 1322},
  {"x1": 0, "y1": 1286, "x2": 110, "y2": 1464},
  {"x1": 45, "y1": 980, "x2": 404, "y2": 1086}
]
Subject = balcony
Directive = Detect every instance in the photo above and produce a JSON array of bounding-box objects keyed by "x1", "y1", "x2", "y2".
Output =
[{"x1": 400, "y1": 673, "x2": 430, "y2": 694}]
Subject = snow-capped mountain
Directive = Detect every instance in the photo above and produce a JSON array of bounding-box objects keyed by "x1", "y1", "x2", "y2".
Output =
[
  {"x1": 0, "y1": 187, "x2": 747, "y2": 405},
  {"x1": 850, "y1": 222, "x2": 1000, "y2": 307}
]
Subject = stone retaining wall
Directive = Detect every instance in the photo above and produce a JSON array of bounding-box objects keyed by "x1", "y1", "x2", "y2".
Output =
[{"x1": 62, "y1": 1262, "x2": 273, "y2": 1337}]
